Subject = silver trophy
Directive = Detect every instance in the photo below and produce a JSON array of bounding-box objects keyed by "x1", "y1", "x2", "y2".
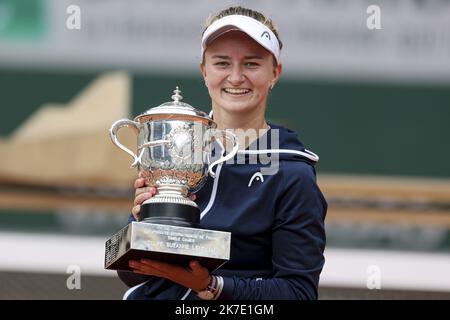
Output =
[{"x1": 104, "y1": 87, "x2": 238, "y2": 271}]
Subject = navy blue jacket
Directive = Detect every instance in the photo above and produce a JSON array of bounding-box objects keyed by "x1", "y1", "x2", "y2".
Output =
[{"x1": 119, "y1": 123, "x2": 327, "y2": 300}]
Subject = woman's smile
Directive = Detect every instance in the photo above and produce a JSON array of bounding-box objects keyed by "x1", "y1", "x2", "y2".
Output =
[
  {"x1": 222, "y1": 87, "x2": 252, "y2": 96},
  {"x1": 222, "y1": 88, "x2": 251, "y2": 96}
]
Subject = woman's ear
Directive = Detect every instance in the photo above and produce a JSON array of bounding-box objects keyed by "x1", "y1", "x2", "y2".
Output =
[
  {"x1": 200, "y1": 63, "x2": 208, "y2": 87},
  {"x1": 273, "y1": 63, "x2": 282, "y2": 84},
  {"x1": 200, "y1": 63, "x2": 206, "y2": 78},
  {"x1": 270, "y1": 64, "x2": 282, "y2": 91}
]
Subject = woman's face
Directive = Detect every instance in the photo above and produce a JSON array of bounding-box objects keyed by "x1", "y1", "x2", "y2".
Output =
[{"x1": 201, "y1": 31, "x2": 281, "y2": 116}]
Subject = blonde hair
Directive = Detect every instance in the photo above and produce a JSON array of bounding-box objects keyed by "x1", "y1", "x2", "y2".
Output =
[{"x1": 202, "y1": 6, "x2": 283, "y2": 66}]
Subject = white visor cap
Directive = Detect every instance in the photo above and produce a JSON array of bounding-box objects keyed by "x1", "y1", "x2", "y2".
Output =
[{"x1": 201, "y1": 15, "x2": 281, "y2": 64}]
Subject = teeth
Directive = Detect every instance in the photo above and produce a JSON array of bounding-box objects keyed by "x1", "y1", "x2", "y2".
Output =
[{"x1": 223, "y1": 88, "x2": 250, "y2": 94}]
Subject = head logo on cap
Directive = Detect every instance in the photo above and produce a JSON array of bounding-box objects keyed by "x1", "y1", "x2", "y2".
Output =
[{"x1": 261, "y1": 31, "x2": 271, "y2": 40}]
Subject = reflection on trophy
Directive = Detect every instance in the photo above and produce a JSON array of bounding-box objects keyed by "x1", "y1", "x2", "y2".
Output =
[{"x1": 104, "y1": 87, "x2": 238, "y2": 271}]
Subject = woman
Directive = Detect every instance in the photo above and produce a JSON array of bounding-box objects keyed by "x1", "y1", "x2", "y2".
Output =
[{"x1": 119, "y1": 6, "x2": 327, "y2": 300}]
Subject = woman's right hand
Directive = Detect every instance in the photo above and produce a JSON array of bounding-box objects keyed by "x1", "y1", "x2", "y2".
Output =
[
  {"x1": 131, "y1": 178, "x2": 197, "y2": 221},
  {"x1": 131, "y1": 178, "x2": 157, "y2": 221}
]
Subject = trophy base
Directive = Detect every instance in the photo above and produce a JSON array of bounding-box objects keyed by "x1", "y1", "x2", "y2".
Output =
[{"x1": 105, "y1": 222, "x2": 231, "y2": 272}]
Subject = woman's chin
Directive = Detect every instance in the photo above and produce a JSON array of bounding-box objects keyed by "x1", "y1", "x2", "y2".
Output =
[
  {"x1": 218, "y1": 99, "x2": 253, "y2": 111},
  {"x1": 221, "y1": 102, "x2": 250, "y2": 112}
]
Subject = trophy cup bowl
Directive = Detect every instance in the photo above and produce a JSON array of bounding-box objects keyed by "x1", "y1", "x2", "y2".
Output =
[{"x1": 104, "y1": 87, "x2": 238, "y2": 271}]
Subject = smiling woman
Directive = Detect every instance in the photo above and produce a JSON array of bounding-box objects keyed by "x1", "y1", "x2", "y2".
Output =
[
  {"x1": 118, "y1": 6, "x2": 328, "y2": 301},
  {"x1": 200, "y1": 30, "x2": 281, "y2": 132},
  {"x1": 200, "y1": 11, "x2": 282, "y2": 136}
]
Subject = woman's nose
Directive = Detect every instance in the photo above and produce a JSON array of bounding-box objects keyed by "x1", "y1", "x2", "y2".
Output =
[{"x1": 227, "y1": 65, "x2": 245, "y2": 84}]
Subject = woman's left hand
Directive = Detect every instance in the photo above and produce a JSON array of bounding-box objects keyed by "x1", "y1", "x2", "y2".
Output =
[{"x1": 128, "y1": 259, "x2": 210, "y2": 293}]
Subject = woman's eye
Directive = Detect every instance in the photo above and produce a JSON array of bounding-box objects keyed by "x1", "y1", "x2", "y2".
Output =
[
  {"x1": 214, "y1": 61, "x2": 229, "y2": 66},
  {"x1": 245, "y1": 62, "x2": 259, "y2": 67}
]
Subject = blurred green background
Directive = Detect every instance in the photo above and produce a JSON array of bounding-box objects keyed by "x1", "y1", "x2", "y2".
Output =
[{"x1": 1, "y1": 70, "x2": 449, "y2": 177}]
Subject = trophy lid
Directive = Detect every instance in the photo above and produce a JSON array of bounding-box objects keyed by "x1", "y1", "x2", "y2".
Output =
[{"x1": 135, "y1": 87, "x2": 214, "y2": 125}]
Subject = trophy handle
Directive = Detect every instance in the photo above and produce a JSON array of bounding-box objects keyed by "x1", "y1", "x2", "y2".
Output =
[
  {"x1": 208, "y1": 129, "x2": 239, "y2": 178},
  {"x1": 110, "y1": 119, "x2": 141, "y2": 168}
]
